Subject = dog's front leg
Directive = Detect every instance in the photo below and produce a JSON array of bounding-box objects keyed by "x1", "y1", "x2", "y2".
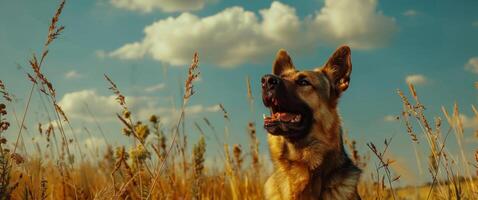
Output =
[{"x1": 287, "y1": 164, "x2": 310, "y2": 200}]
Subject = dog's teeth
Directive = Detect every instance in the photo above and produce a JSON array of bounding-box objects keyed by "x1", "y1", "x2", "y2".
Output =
[
  {"x1": 292, "y1": 115, "x2": 300, "y2": 122},
  {"x1": 263, "y1": 114, "x2": 266, "y2": 119}
]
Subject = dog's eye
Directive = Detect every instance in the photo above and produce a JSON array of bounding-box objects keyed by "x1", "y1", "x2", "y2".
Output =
[{"x1": 296, "y1": 79, "x2": 310, "y2": 86}]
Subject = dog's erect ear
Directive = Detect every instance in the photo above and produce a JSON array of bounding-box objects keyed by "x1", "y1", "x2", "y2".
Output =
[
  {"x1": 273, "y1": 49, "x2": 295, "y2": 75},
  {"x1": 322, "y1": 46, "x2": 352, "y2": 93}
]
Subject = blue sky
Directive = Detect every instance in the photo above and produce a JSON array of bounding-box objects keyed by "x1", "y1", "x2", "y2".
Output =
[{"x1": 1, "y1": 0, "x2": 478, "y2": 185}]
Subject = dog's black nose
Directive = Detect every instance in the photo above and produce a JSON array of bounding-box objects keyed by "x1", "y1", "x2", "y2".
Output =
[{"x1": 262, "y1": 74, "x2": 280, "y2": 90}]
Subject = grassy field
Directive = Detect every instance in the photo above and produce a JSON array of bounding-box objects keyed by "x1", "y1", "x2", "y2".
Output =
[{"x1": 0, "y1": 1, "x2": 477, "y2": 199}]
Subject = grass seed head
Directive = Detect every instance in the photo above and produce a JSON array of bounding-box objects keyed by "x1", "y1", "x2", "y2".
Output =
[
  {"x1": 149, "y1": 115, "x2": 158, "y2": 124},
  {"x1": 129, "y1": 144, "x2": 150, "y2": 162},
  {"x1": 184, "y1": 52, "x2": 200, "y2": 100},
  {"x1": 133, "y1": 122, "x2": 150, "y2": 144}
]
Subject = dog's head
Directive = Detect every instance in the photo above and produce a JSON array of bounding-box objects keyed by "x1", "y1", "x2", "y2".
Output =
[{"x1": 262, "y1": 46, "x2": 352, "y2": 139}]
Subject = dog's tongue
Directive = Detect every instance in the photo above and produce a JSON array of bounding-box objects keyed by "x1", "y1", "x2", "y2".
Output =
[
  {"x1": 264, "y1": 112, "x2": 300, "y2": 124},
  {"x1": 279, "y1": 112, "x2": 295, "y2": 121}
]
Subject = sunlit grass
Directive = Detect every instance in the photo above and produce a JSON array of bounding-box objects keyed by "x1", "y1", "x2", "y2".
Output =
[{"x1": 0, "y1": 1, "x2": 477, "y2": 199}]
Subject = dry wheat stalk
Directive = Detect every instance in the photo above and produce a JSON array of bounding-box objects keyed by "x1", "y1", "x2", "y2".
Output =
[
  {"x1": 192, "y1": 135, "x2": 206, "y2": 198},
  {"x1": 13, "y1": 0, "x2": 69, "y2": 160},
  {"x1": 147, "y1": 52, "x2": 200, "y2": 198}
]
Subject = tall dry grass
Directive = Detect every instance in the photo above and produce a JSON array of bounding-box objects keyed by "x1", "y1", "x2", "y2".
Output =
[{"x1": 0, "y1": 1, "x2": 477, "y2": 199}]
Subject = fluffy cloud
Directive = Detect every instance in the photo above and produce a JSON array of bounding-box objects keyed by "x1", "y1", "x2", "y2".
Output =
[
  {"x1": 465, "y1": 57, "x2": 478, "y2": 74},
  {"x1": 139, "y1": 104, "x2": 221, "y2": 125},
  {"x1": 108, "y1": 0, "x2": 397, "y2": 67},
  {"x1": 405, "y1": 74, "x2": 427, "y2": 85},
  {"x1": 84, "y1": 136, "x2": 106, "y2": 150},
  {"x1": 58, "y1": 89, "x2": 219, "y2": 125},
  {"x1": 40, "y1": 119, "x2": 61, "y2": 130},
  {"x1": 64, "y1": 70, "x2": 82, "y2": 79},
  {"x1": 109, "y1": 0, "x2": 211, "y2": 13},
  {"x1": 186, "y1": 104, "x2": 221, "y2": 113},
  {"x1": 312, "y1": 0, "x2": 397, "y2": 49},
  {"x1": 59, "y1": 90, "x2": 156, "y2": 121},
  {"x1": 459, "y1": 114, "x2": 478, "y2": 129},
  {"x1": 144, "y1": 83, "x2": 166, "y2": 93},
  {"x1": 403, "y1": 9, "x2": 418, "y2": 17}
]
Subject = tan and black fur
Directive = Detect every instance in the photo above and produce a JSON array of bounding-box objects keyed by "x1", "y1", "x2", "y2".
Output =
[{"x1": 261, "y1": 46, "x2": 361, "y2": 200}]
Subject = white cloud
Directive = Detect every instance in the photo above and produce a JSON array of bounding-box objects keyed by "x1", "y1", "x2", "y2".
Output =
[
  {"x1": 405, "y1": 74, "x2": 427, "y2": 85},
  {"x1": 312, "y1": 0, "x2": 397, "y2": 49},
  {"x1": 109, "y1": 42, "x2": 146, "y2": 60},
  {"x1": 403, "y1": 9, "x2": 418, "y2": 17},
  {"x1": 58, "y1": 89, "x2": 219, "y2": 125},
  {"x1": 144, "y1": 83, "x2": 166, "y2": 93},
  {"x1": 109, "y1": 0, "x2": 211, "y2": 13},
  {"x1": 108, "y1": 0, "x2": 397, "y2": 67},
  {"x1": 465, "y1": 57, "x2": 478, "y2": 74},
  {"x1": 58, "y1": 89, "x2": 156, "y2": 122},
  {"x1": 383, "y1": 115, "x2": 398, "y2": 122},
  {"x1": 64, "y1": 70, "x2": 82, "y2": 79},
  {"x1": 40, "y1": 119, "x2": 61, "y2": 131},
  {"x1": 186, "y1": 104, "x2": 221, "y2": 114},
  {"x1": 138, "y1": 104, "x2": 221, "y2": 125},
  {"x1": 84, "y1": 136, "x2": 106, "y2": 150},
  {"x1": 459, "y1": 114, "x2": 478, "y2": 129}
]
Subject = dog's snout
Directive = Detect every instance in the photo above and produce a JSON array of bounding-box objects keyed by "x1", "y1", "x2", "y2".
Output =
[{"x1": 262, "y1": 74, "x2": 280, "y2": 90}]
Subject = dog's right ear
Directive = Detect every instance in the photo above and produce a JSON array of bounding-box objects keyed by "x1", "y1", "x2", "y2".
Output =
[
  {"x1": 321, "y1": 46, "x2": 352, "y2": 94},
  {"x1": 273, "y1": 49, "x2": 295, "y2": 75}
]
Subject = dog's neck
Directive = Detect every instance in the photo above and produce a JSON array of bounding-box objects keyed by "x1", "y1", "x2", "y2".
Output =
[
  {"x1": 280, "y1": 132, "x2": 348, "y2": 174},
  {"x1": 278, "y1": 115, "x2": 345, "y2": 169},
  {"x1": 269, "y1": 118, "x2": 361, "y2": 199}
]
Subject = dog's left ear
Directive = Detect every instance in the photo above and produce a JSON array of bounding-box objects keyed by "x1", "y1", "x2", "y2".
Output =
[
  {"x1": 273, "y1": 49, "x2": 295, "y2": 75},
  {"x1": 321, "y1": 45, "x2": 352, "y2": 94}
]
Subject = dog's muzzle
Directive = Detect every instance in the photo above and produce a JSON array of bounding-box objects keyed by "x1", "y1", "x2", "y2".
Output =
[{"x1": 261, "y1": 74, "x2": 282, "y2": 107}]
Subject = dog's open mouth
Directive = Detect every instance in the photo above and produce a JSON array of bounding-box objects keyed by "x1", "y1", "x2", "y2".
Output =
[
  {"x1": 264, "y1": 112, "x2": 302, "y2": 125},
  {"x1": 262, "y1": 95, "x2": 310, "y2": 137}
]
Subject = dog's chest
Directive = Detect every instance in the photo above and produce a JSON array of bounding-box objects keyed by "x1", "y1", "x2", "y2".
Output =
[
  {"x1": 279, "y1": 139, "x2": 324, "y2": 170},
  {"x1": 273, "y1": 168, "x2": 359, "y2": 200}
]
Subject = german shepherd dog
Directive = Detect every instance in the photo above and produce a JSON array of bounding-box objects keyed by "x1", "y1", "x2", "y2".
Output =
[{"x1": 261, "y1": 46, "x2": 361, "y2": 200}]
